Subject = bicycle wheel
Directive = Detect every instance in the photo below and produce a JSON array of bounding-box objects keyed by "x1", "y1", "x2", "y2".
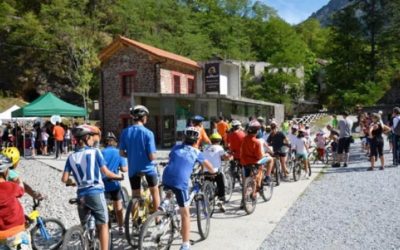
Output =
[
  {"x1": 202, "y1": 181, "x2": 215, "y2": 217},
  {"x1": 223, "y1": 171, "x2": 233, "y2": 202},
  {"x1": 324, "y1": 147, "x2": 332, "y2": 164},
  {"x1": 60, "y1": 225, "x2": 87, "y2": 250},
  {"x1": 196, "y1": 194, "x2": 211, "y2": 240},
  {"x1": 125, "y1": 198, "x2": 146, "y2": 247},
  {"x1": 293, "y1": 162, "x2": 301, "y2": 182},
  {"x1": 307, "y1": 163, "x2": 312, "y2": 177},
  {"x1": 139, "y1": 211, "x2": 174, "y2": 250},
  {"x1": 243, "y1": 177, "x2": 257, "y2": 215},
  {"x1": 31, "y1": 218, "x2": 66, "y2": 250},
  {"x1": 259, "y1": 170, "x2": 274, "y2": 202},
  {"x1": 274, "y1": 161, "x2": 281, "y2": 186}
]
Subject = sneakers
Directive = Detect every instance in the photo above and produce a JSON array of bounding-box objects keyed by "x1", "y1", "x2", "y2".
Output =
[
  {"x1": 332, "y1": 163, "x2": 340, "y2": 168},
  {"x1": 118, "y1": 227, "x2": 124, "y2": 235},
  {"x1": 217, "y1": 201, "x2": 226, "y2": 213},
  {"x1": 379, "y1": 166, "x2": 384, "y2": 170},
  {"x1": 263, "y1": 176, "x2": 271, "y2": 185},
  {"x1": 343, "y1": 163, "x2": 348, "y2": 168},
  {"x1": 180, "y1": 243, "x2": 191, "y2": 250}
]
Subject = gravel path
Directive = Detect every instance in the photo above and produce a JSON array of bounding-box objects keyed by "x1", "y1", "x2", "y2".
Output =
[
  {"x1": 17, "y1": 159, "x2": 80, "y2": 228},
  {"x1": 260, "y1": 140, "x2": 400, "y2": 250}
]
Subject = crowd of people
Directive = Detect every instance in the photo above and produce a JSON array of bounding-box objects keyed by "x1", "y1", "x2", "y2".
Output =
[{"x1": 1, "y1": 105, "x2": 400, "y2": 250}]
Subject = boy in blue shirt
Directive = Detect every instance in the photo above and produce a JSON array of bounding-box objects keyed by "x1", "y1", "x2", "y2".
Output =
[
  {"x1": 119, "y1": 105, "x2": 160, "y2": 212},
  {"x1": 102, "y1": 132, "x2": 127, "y2": 235},
  {"x1": 62, "y1": 125, "x2": 122, "y2": 250},
  {"x1": 162, "y1": 127, "x2": 216, "y2": 250}
]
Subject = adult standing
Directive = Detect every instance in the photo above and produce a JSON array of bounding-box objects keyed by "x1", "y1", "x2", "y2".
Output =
[
  {"x1": 337, "y1": 111, "x2": 353, "y2": 167},
  {"x1": 53, "y1": 122, "x2": 65, "y2": 159},
  {"x1": 392, "y1": 107, "x2": 400, "y2": 167},
  {"x1": 192, "y1": 115, "x2": 211, "y2": 149},
  {"x1": 267, "y1": 121, "x2": 290, "y2": 180},
  {"x1": 119, "y1": 105, "x2": 160, "y2": 211},
  {"x1": 327, "y1": 124, "x2": 340, "y2": 167},
  {"x1": 368, "y1": 113, "x2": 385, "y2": 170}
]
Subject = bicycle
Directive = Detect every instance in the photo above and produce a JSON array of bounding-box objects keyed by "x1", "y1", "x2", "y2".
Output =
[
  {"x1": 242, "y1": 162, "x2": 273, "y2": 215},
  {"x1": 293, "y1": 155, "x2": 312, "y2": 181},
  {"x1": 26, "y1": 198, "x2": 66, "y2": 250},
  {"x1": 202, "y1": 169, "x2": 233, "y2": 216},
  {"x1": 138, "y1": 169, "x2": 211, "y2": 249},
  {"x1": 60, "y1": 198, "x2": 112, "y2": 250},
  {"x1": 228, "y1": 159, "x2": 243, "y2": 189}
]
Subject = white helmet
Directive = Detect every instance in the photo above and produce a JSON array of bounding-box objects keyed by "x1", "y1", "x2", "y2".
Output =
[{"x1": 231, "y1": 120, "x2": 241, "y2": 127}]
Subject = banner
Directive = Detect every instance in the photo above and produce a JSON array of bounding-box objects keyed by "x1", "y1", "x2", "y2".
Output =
[{"x1": 204, "y1": 63, "x2": 220, "y2": 92}]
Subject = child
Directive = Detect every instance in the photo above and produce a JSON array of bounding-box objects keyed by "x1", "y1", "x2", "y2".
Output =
[
  {"x1": 315, "y1": 131, "x2": 326, "y2": 162},
  {"x1": 162, "y1": 127, "x2": 216, "y2": 250},
  {"x1": 101, "y1": 132, "x2": 128, "y2": 235},
  {"x1": 62, "y1": 125, "x2": 122, "y2": 250},
  {"x1": 2, "y1": 147, "x2": 43, "y2": 200},
  {"x1": 203, "y1": 133, "x2": 231, "y2": 212},
  {"x1": 0, "y1": 155, "x2": 31, "y2": 250},
  {"x1": 256, "y1": 130, "x2": 274, "y2": 185},
  {"x1": 294, "y1": 129, "x2": 310, "y2": 176}
]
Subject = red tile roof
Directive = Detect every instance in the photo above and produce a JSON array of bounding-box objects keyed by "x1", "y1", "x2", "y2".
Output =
[{"x1": 99, "y1": 35, "x2": 200, "y2": 69}]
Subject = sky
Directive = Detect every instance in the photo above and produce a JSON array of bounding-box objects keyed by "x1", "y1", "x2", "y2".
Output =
[{"x1": 263, "y1": 0, "x2": 330, "y2": 24}]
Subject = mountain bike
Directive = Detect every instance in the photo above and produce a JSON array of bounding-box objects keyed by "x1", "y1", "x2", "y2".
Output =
[
  {"x1": 242, "y1": 163, "x2": 273, "y2": 215},
  {"x1": 138, "y1": 169, "x2": 211, "y2": 249},
  {"x1": 293, "y1": 155, "x2": 312, "y2": 181},
  {"x1": 60, "y1": 198, "x2": 112, "y2": 250},
  {"x1": 26, "y1": 198, "x2": 66, "y2": 250},
  {"x1": 228, "y1": 159, "x2": 243, "y2": 189},
  {"x1": 202, "y1": 170, "x2": 233, "y2": 217}
]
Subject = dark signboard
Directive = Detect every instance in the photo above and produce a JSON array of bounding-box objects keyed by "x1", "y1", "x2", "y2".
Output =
[{"x1": 204, "y1": 63, "x2": 220, "y2": 92}]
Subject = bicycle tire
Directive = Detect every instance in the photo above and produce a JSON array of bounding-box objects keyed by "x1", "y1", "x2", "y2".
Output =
[
  {"x1": 202, "y1": 181, "x2": 215, "y2": 217},
  {"x1": 243, "y1": 177, "x2": 257, "y2": 214},
  {"x1": 308, "y1": 163, "x2": 312, "y2": 177},
  {"x1": 274, "y1": 161, "x2": 281, "y2": 186},
  {"x1": 196, "y1": 194, "x2": 211, "y2": 240},
  {"x1": 138, "y1": 210, "x2": 174, "y2": 250},
  {"x1": 31, "y1": 218, "x2": 66, "y2": 250},
  {"x1": 324, "y1": 147, "x2": 332, "y2": 164},
  {"x1": 259, "y1": 170, "x2": 273, "y2": 202},
  {"x1": 124, "y1": 198, "x2": 145, "y2": 247},
  {"x1": 60, "y1": 225, "x2": 87, "y2": 250},
  {"x1": 223, "y1": 171, "x2": 233, "y2": 202},
  {"x1": 293, "y1": 162, "x2": 301, "y2": 182}
]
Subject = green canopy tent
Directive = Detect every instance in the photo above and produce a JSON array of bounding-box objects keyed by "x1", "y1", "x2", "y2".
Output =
[{"x1": 12, "y1": 92, "x2": 86, "y2": 117}]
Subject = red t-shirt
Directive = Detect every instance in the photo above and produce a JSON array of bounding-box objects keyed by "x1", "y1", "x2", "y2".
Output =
[
  {"x1": 227, "y1": 130, "x2": 246, "y2": 160},
  {"x1": 0, "y1": 182, "x2": 25, "y2": 237},
  {"x1": 240, "y1": 135, "x2": 263, "y2": 166}
]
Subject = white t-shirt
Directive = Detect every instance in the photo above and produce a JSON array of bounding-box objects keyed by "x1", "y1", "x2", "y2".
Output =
[
  {"x1": 41, "y1": 131, "x2": 49, "y2": 141},
  {"x1": 203, "y1": 144, "x2": 225, "y2": 172},
  {"x1": 293, "y1": 137, "x2": 307, "y2": 154},
  {"x1": 287, "y1": 133, "x2": 298, "y2": 149}
]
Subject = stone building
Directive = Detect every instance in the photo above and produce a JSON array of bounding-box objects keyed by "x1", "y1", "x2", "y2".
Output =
[{"x1": 99, "y1": 36, "x2": 284, "y2": 147}]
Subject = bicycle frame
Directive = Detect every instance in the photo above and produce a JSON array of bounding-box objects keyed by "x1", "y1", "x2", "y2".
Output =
[{"x1": 27, "y1": 200, "x2": 51, "y2": 240}]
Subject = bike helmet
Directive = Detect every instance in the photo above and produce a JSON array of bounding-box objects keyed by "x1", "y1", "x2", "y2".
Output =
[
  {"x1": 247, "y1": 120, "x2": 261, "y2": 134},
  {"x1": 0, "y1": 155, "x2": 12, "y2": 173},
  {"x1": 192, "y1": 115, "x2": 204, "y2": 122},
  {"x1": 105, "y1": 131, "x2": 117, "y2": 141},
  {"x1": 210, "y1": 133, "x2": 222, "y2": 142},
  {"x1": 184, "y1": 126, "x2": 200, "y2": 144},
  {"x1": 257, "y1": 116, "x2": 265, "y2": 123},
  {"x1": 231, "y1": 120, "x2": 241, "y2": 127},
  {"x1": 72, "y1": 125, "x2": 97, "y2": 138},
  {"x1": 130, "y1": 105, "x2": 149, "y2": 119},
  {"x1": 1, "y1": 147, "x2": 20, "y2": 166}
]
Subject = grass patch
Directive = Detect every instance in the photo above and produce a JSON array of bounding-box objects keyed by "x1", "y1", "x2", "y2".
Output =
[
  {"x1": 0, "y1": 97, "x2": 27, "y2": 111},
  {"x1": 312, "y1": 116, "x2": 332, "y2": 130}
]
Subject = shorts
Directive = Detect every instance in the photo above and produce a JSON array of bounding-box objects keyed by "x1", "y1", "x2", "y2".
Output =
[
  {"x1": 0, "y1": 231, "x2": 31, "y2": 250},
  {"x1": 296, "y1": 153, "x2": 308, "y2": 160},
  {"x1": 338, "y1": 137, "x2": 351, "y2": 154},
  {"x1": 243, "y1": 164, "x2": 261, "y2": 178},
  {"x1": 163, "y1": 185, "x2": 190, "y2": 207},
  {"x1": 41, "y1": 140, "x2": 48, "y2": 146},
  {"x1": 317, "y1": 148, "x2": 325, "y2": 158},
  {"x1": 78, "y1": 193, "x2": 108, "y2": 225},
  {"x1": 129, "y1": 172, "x2": 158, "y2": 190},
  {"x1": 370, "y1": 138, "x2": 384, "y2": 158},
  {"x1": 105, "y1": 189, "x2": 122, "y2": 201},
  {"x1": 331, "y1": 141, "x2": 338, "y2": 152}
]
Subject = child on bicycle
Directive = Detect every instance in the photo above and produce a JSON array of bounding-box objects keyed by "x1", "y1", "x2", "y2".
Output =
[
  {"x1": 2, "y1": 147, "x2": 43, "y2": 200},
  {"x1": 0, "y1": 155, "x2": 31, "y2": 250},
  {"x1": 240, "y1": 120, "x2": 266, "y2": 202},
  {"x1": 101, "y1": 132, "x2": 128, "y2": 235},
  {"x1": 314, "y1": 131, "x2": 326, "y2": 161},
  {"x1": 62, "y1": 125, "x2": 123, "y2": 250},
  {"x1": 162, "y1": 127, "x2": 216, "y2": 250},
  {"x1": 203, "y1": 133, "x2": 231, "y2": 212},
  {"x1": 293, "y1": 129, "x2": 310, "y2": 176}
]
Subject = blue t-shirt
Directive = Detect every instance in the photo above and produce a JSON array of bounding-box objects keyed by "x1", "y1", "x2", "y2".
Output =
[
  {"x1": 101, "y1": 146, "x2": 127, "y2": 192},
  {"x1": 162, "y1": 144, "x2": 205, "y2": 190},
  {"x1": 119, "y1": 125, "x2": 157, "y2": 177},
  {"x1": 64, "y1": 146, "x2": 106, "y2": 197}
]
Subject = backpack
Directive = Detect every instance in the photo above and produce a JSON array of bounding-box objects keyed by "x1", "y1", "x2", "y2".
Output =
[{"x1": 394, "y1": 118, "x2": 400, "y2": 136}]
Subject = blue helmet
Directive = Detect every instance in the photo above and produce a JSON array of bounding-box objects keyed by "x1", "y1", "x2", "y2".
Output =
[{"x1": 192, "y1": 115, "x2": 204, "y2": 122}]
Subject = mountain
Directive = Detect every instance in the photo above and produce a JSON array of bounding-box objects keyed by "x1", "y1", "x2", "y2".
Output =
[{"x1": 309, "y1": 0, "x2": 352, "y2": 26}]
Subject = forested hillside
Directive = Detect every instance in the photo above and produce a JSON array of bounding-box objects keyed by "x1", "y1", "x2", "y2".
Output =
[{"x1": 0, "y1": 0, "x2": 399, "y2": 111}]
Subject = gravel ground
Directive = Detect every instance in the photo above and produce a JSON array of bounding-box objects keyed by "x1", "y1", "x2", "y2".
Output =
[
  {"x1": 17, "y1": 159, "x2": 80, "y2": 228},
  {"x1": 260, "y1": 140, "x2": 400, "y2": 250}
]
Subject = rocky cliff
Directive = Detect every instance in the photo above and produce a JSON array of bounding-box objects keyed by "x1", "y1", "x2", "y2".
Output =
[{"x1": 309, "y1": 0, "x2": 351, "y2": 26}]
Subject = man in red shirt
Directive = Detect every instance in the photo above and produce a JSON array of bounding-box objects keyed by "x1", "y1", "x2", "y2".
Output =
[
  {"x1": 0, "y1": 155, "x2": 30, "y2": 249},
  {"x1": 240, "y1": 120, "x2": 263, "y2": 203},
  {"x1": 53, "y1": 122, "x2": 65, "y2": 159}
]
